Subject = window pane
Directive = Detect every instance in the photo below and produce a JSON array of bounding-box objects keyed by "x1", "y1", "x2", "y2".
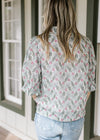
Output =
[
  {"x1": 4, "y1": 22, "x2": 13, "y2": 40},
  {"x1": 4, "y1": 2, "x2": 8, "y2": 20},
  {"x1": 13, "y1": 0, "x2": 21, "y2": 19},
  {"x1": 9, "y1": 61, "x2": 15, "y2": 78},
  {"x1": 16, "y1": 81, "x2": 21, "y2": 98},
  {"x1": 5, "y1": 22, "x2": 8, "y2": 39},
  {"x1": 16, "y1": 43, "x2": 21, "y2": 60},
  {"x1": 16, "y1": 62, "x2": 20, "y2": 79},
  {"x1": 9, "y1": 79, "x2": 15, "y2": 96},
  {"x1": 4, "y1": 1, "x2": 12, "y2": 20},
  {"x1": 7, "y1": 22, "x2": 12, "y2": 40},
  {"x1": 13, "y1": 21, "x2": 21, "y2": 40},
  {"x1": 9, "y1": 43, "x2": 15, "y2": 59},
  {"x1": 8, "y1": 1, "x2": 12, "y2": 20}
]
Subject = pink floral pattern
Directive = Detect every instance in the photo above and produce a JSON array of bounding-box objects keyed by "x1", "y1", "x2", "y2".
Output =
[{"x1": 21, "y1": 26, "x2": 97, "y2": 122}]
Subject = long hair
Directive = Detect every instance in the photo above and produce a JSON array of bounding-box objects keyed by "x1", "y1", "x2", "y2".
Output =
[{"x1": 37, "y1": 0, "x2": 83, "y2": 63}]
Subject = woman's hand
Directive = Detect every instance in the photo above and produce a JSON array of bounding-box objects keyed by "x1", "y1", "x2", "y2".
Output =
[
  {"x1": 32, "y1": 94, "x2": 37, "y2": 100},
  {"x1": 87, "y1": 92, "x2": 91, "y2": 101}
]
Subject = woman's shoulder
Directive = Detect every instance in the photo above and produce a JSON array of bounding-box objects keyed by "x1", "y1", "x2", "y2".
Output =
[
  {"x1": 27, "y1": 36, "x2": 42, "y2": 52},
  {"x1": 28, "y1": 36, "x2": 40, "y2": 44},
  {"x1": 80, "y1": 34, "x2": 93, "y2": 46}
]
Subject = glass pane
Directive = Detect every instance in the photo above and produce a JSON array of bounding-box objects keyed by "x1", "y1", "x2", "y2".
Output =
[
  {"x1": 9, "y1": 79, "x2": 15, "y2": 96},
  {"x1": 9, "y1": 43, "x2": 15, "y2": 59},
  {"x1": 8, "y1": 22, "x2": 12, "y2": 39},
  {"x1": 16, "y1": 62, "x2": 20, "y2": 79},
  {"x1": 4, "y1": 1, "x2": 12, "y2": 20},
  {"x1": 5, "y1": 22, "x2": 8, "y2": 39},
  {"x1": 9, "y1": 61, "x2": 15, "y2": 78},
  {"x1": 4, "y1": 2, "x2": 8, "y2": 20},
  {"x1": 16, "y1": 81, "x2": 20, "y2": 98},
  {"x1": 16, "y1": 43, "x2": 21, "y2": 60},
  {"x1": 13, "y1": 0, "x2": 21, "y2": 19},
  {"x1": 5, "y1": 22, "x2": 12, "y2": 39},
  {"x1": 13, "y1": 21, "x2": 21, "y2": 40},
  {"x1": 8, "y1": 1, "x2": 12, "y2": 20}
]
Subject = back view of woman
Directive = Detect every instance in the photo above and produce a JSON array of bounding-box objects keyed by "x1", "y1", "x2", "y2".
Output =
[{"x1": 22, "y1": 0, "x2": 97, "y2": 139}]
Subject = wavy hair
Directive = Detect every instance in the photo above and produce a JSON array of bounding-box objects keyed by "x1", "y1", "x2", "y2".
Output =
[{"x1": 37, "y1": 0, "x2": 83, "y2": 63}]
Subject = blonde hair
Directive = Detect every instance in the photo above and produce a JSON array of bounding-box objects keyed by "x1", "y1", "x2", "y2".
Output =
[{"x1": 37, "y1": 0, "x2": 83, "y2": 63}]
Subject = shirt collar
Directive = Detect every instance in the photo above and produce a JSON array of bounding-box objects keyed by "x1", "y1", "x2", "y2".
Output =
[{"x1": 51, "y1": 26, "x2": 57, "y2": 34}]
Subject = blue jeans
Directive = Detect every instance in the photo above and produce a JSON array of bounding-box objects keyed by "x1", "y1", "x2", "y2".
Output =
[{"x1": 34, "y1": 113, "x2": 85, "y2": 140}]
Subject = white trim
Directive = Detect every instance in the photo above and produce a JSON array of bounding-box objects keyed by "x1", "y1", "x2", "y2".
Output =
[
  {"x1": 4, "y1": 19, "x2": 20, "y2": 22},
  {"x1": 15, "y1": 43, "x2": 17, "y2": 98},
  {"x1": 97, "y1": 0, "x2": 100, "y2": 43},
  {"x1": 94, "y1": 129, "x2": 100, "y2": 136},
  {"x1": 6, "y1": 94, "x2": 22, "y2": 105},
  {"x1": 8, "y1": 59, "x2": 20, "y2": 62},
  {"x1": 11, "y1": 0, "x2": 13, "y2": 40},
  {"x1": 8, "y1": 77, "x2": 20, "y2": 81},
  {"x1": 2, "y1": 0, "x2": 5, "y2": 40},
  {"x1": 4, "y1": 0, "x2": 14, "y2": 3},
  {"x1": 3, "y1": 40, "x2": 21, "y2": 42}
]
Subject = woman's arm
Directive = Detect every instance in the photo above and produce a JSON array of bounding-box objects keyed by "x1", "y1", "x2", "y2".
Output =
[
  {"x1": 32, "y1": 94, "x2": 37, "y2": 100},
  {"x1": 21, "y1": 37, "x2": 41, "y2": 97}
]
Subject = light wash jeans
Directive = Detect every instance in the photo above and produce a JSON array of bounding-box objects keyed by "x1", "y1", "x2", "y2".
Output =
[{"x1": 34, "y1": 112, "x2": 85, "y2": 140}]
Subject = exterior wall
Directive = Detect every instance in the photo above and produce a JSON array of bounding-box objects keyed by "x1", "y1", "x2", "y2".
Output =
[{"x1": 76, "y1": 0, "x2": 87, "y2": 36}]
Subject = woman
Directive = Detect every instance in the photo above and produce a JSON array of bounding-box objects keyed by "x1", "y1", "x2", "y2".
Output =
[{"x1": 21, "y1": 0, "x2": 97, "y2": 139}]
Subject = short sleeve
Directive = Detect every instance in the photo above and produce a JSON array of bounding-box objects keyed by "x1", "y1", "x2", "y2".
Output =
[
  {"x1": 88, "y1": 41, "x2": 97, "y2": 92},
  {"x1": 21, "y1": 37, "x2": 42, "y2": 96}
]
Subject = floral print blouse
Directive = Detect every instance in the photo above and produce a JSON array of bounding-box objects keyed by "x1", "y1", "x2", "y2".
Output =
[{"x1": 21, "y1": 26, "x2": 97, "y2": 122}]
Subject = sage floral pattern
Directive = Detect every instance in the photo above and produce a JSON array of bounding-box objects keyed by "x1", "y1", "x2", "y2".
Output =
[{"x1": 21, "y1": 26, "x2": 97, "y2": 122}]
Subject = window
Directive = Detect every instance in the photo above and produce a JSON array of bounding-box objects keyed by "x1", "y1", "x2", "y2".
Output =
[
  {"x1": 2, "y1": 0, "x2": 22, "y2": 105},
  {"x1": 0, "y1": 0, "x2": 25, "y2": 116}
]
